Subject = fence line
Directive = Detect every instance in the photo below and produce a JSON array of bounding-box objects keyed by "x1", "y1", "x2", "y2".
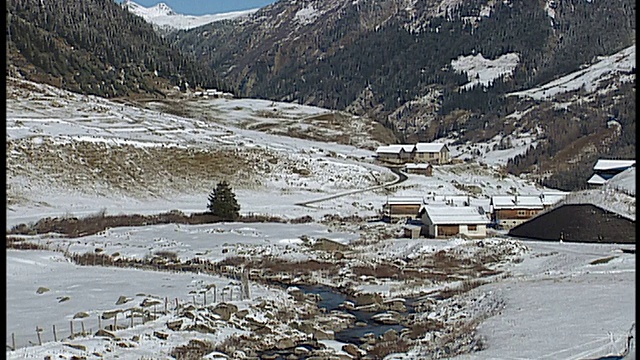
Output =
[
  {"x1": 7, "y1": 285, "x2": 251, "y2": 351},
  {"x1": 8, "y1": 249, "x2": 255, "y2": 351}
]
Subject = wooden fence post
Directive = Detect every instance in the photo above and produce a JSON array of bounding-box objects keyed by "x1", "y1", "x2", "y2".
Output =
[
  {"x1": 165, "y1": 297, "x2": 168, "y2": 313},
  {"x1": 98, "y1": 314, "x2": 102, "y2": 330},
  {"x1": 70, "y1": 321, "x2": 74, "y2": 339},
  {"x1": 53, "y1": 324, "x2": 57, "y2": 342},
  {"x1": 113, "y1": 313, "x2": 118, "y2": 330},
  {"x1": 81, "y1": 321, "x2": 86, "y2": 336},
  {"x1": 12, "y1": 332, "x2": 16, "y2": 351},
  {"x1": 36, "y1": 327, "x2": 42, "y2": 345},
  {"x1": 204, "y1": 291, "x2": 207, "y2": 306},
  {"x1": 130, "y1": 310, "x2": 134, "y2": 328}
]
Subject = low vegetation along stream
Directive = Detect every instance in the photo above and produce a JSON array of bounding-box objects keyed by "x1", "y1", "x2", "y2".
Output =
[{"x1": 7, "y1": 212, "x2": 528, "y2": 359}]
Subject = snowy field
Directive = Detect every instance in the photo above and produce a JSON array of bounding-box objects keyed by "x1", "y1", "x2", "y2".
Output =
[{"x1": 6, "y1": 75, "x2": 635, "y2": 359}]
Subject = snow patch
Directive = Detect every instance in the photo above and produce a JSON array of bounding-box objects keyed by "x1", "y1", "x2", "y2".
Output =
[
  {"x1": 294, "y1": 5, "x2": 320, "y2": 25},
  {"x1": 451, "y1": 53, "x2": 520, "y2": 90}
]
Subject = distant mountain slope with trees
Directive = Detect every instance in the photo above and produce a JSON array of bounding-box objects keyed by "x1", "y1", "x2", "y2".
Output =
[
  {"x1": 6, "y1": 0, "x2": 225, "y2": 98},
  {"x1": 169, "y1": 0, "x2": 635, "y2": 191}
]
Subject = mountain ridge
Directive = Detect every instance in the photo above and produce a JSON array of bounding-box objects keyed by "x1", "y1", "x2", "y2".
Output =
[{"x1": 168, "y1": 0, "x2": 635, "y2": 190}]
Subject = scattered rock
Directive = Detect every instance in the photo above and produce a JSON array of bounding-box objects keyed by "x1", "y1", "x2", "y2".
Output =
[
  {"x1": 213, "y1": 303, "x2": 238, "y2": 321},
  {"x1": 153, "y1": 331, "x2": 169, "y2": 340},
  {"x1": 342, "y1": 343, "x2": 365, "y2": 358},
  {"x1": 115, "y1": 295, "x2": 131, "y2": 305},
  {"x1": 94, "y1": 329, "x2": 117, "y2": 339},
  {"x1": 166, "y1": 319, "x2": 183, "y2": 331},
  {"x1": 140, "y1": 298, "x2": 162, "y2": 307},
  {"x1": 73, "y1": 311, "x2": 90, "y2": 319},
  {"x1": 382, "y1": 329, "x2": 399, "y2": 342},
  {"x1": 36, "y1": 287, "x2": 50, "y2": 294},
  {"x1": 63, "y1": 343, "x2": 87, "y2": 351}
]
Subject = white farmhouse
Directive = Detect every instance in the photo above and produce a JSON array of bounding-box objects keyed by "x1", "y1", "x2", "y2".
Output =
[{"x1": 420, "y1": 205, "x2": 490, "y2": 238}]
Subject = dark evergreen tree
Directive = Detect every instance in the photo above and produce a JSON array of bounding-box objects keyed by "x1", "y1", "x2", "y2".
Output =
[{"x1": 207, "y1": 181, "x2": 240, "y2": 220}]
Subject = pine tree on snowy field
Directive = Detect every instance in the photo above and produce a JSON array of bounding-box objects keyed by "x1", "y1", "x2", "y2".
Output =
[{"x1": 207, "y1": 181, "x2": 241, "y2": 220}]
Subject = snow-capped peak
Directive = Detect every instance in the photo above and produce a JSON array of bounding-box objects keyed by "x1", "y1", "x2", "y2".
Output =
[
  {"x1": 151, "y1": 2, "x2": 176, "y2": 16},
  {"x1": 122, "y1": 0, "x2": 258, "y2": 30}
]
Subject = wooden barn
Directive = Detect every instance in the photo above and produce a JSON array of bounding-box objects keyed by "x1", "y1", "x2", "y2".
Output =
[
  {"x1": 404, "y1": 163, "x2": 433, "y2": 176},
  {"x1": 508, "y1": 203, "x2": 635, "y2": 244},
  {"x1": 383, "y1": 197, "x2": 424, "y2": 221},
  {"x1": 490, "y1": 195, "x2": 544, "y2": 229}
]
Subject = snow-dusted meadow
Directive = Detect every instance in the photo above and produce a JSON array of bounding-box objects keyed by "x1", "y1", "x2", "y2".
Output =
[{"x1": 6, "y1": 74, "x2": 635, "y2": 359}]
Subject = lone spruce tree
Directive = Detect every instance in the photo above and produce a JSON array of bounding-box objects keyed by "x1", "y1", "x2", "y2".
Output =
[{"x1": 207, "y1": 181, "x2": 241, "y2": 220}]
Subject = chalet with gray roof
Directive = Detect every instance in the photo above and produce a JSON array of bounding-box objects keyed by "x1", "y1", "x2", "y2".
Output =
[
  {"x1": 375, "y1": 144, "x2": 415, "y2": 164},
  {"x1": 420, "y1": 205, "x2": 490, "y2": 238},
  {"x1": 414, "y1": 142, "x2": 450, "y2": 165}
]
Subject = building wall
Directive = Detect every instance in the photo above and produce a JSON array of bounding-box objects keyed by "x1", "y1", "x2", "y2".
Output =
[
  {"x1": 459, "y1": 224, "x2": 487, "y2": 238},
  {"x1": 494, "y1": 208, "x2": 542, "y2": 219},
  {"x1": 492, "y1": 208, "x2": 543, "y2": 229},
  {"x1": 378, "y1": 153, "x2": 401, "y2": 164},
  {"x1": 407, "y1": 167, "x2": 432, "y2": 176},
  {"x1": 435, "y1": 224, "x2": 460, "y2": 237},
  {"x1": 388, "y1": 204, "x2": 421, "y2": 216}
]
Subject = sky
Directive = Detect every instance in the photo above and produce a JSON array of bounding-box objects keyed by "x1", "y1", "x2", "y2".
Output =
[{"x1": 115, "y1": 0, "x2": 277, "y2": 15}]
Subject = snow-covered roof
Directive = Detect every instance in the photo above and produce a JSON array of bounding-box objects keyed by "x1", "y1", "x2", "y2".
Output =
[
  {"x1": 587, "y1": 173, "x2": 608, "y2": 185},
  {"x1": 539, "y1": 191, "x2": 569, "y2": 206},
  {"x1": 593, "y1": 159, "x2": 635, "y2": 171},
  {"x1": 490, "y1": 195, "x2": 544, "y2": 209},
  {"x1": 605, "y1": 167, "x2": 635, "y2": 196},
  {"x1": 405, "y1": 163, "x2": 432, "y2": 169},
  {"x1": 422, "y1": 205, "x2": 489, "y2": 225},
  {"x1": 376, "y1": 144, "x2": 415, "y2": 154},
  {"x1": 415, "y1": 142, "x2": 447, "y2": 153},
  {"x1": 385, "y1": 197, "x2": 425, "y2": 205}
]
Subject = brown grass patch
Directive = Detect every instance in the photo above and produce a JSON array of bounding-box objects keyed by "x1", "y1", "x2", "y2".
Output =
[{"x1": 7, "y1": 211, "x2": 314, "y2": 239}]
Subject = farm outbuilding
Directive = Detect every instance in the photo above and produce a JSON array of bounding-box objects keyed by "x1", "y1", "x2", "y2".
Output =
[
  {"x1": 420, "y1": 205, "x2": 490, "y2": 238},
  {"x1": 509, "y1": 203, "x2": 635, "y2": 244},
  {"x1": 404, "y1": 163, "x2": 433, "y2": 176},
  {"x1": 403, "y1": 225, "x2": 423, "y2": 239},
  {"x1": 383, "y1": 197, "x2": 424, "y2": 221},
  {"x1": 489, "y1": 195, "x2": 544, "y2": 229},
  {"x1": 588, "y1": 159, "x2": 635, "y2": 186}
]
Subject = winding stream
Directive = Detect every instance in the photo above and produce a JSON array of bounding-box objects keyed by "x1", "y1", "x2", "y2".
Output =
[{"x1": 295, "y1": 285, "x2": 414, "y2": 345}]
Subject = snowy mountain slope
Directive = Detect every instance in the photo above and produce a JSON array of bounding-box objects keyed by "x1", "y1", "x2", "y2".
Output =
[
  {"x1": 6, "y1": 76, "x2": 567, "y2": 228},
  {"x1": 507, "y1": 45, "x2": 636, "y2": 101},
  {"x1": 122, "y1": 0, "x2": 258, "y2": 30},
  {"x1": 6, "y1": 77, "x2": 636, "y2": 360}
]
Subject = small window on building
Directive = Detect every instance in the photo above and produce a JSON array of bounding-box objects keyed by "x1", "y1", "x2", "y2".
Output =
[
  {"x1": 468, "y1": 225, "x2": 477, "y2": 231},
  {"x1": 517, "y1": 210, "x2": 526, "y2": 216}
]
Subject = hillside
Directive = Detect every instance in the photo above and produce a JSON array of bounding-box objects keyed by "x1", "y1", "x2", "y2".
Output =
[
  {"x1": 6, "y1": 0, "x2": 225, "y2": 98},
  {"x1": 169, "y1": 0, "x2": 636, "y2": 190},
  {"x1": 5, "y1": 75, "x2": 636, "y2": 360}
]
